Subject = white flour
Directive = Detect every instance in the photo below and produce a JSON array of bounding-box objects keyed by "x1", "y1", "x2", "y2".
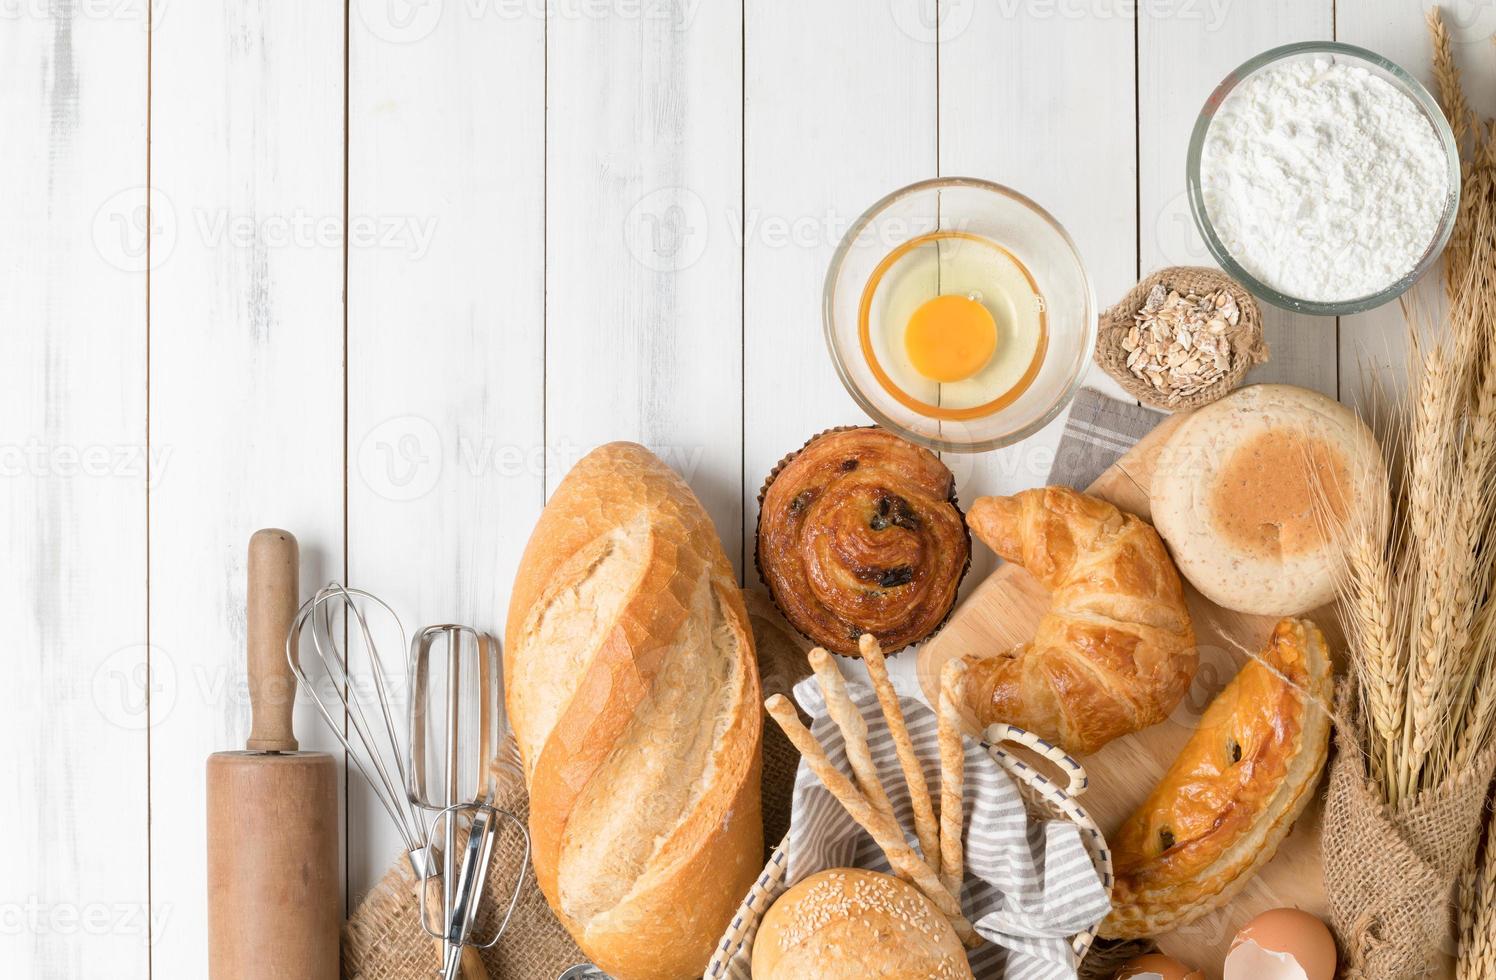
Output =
[{"x1": 1199, "y1": 55, "x2": 1450, "y2": 303}]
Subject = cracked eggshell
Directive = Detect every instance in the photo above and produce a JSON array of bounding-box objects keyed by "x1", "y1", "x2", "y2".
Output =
[
  {"x1": 1116, "y1": 952, "x2": 1204, "y2": 980},
  {"x1": 1150, "y1": 384, "x2": 1382, "y2": 617},
  {"x1": 1224, "y1": 907, "x2": 1337, "y2": 980}
]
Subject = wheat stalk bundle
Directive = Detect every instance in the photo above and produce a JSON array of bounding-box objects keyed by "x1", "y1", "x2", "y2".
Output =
[
  {"x1": 1338, "y1": 10, "x2": 1496, "y2": 809},
  {"x1": 1317, "y1": 14, "x2": 1496, "y2": 978}
]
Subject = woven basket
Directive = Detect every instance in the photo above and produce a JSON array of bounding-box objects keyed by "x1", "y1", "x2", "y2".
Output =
[
  {"x1": 703, "y1": 723, "x2": 1114, "y2": 978},
  {"x1": 1095, "y1": 266, "x2": 1268, "y2": 412}
]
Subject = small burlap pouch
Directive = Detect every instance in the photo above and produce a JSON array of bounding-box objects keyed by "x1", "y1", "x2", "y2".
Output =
[
  {"x1": 341, "y1": 774, "x2": 585, "y2": 980},
  {"x1": 344, "y1": 590, "x2": 811, "y2": 979},
  {"x1": 1095, "y1": 266, "x2": 1268, "y2": 412},
  {"x1": 1322, "y1": 690, "x2": 1496, "y2": 979}
]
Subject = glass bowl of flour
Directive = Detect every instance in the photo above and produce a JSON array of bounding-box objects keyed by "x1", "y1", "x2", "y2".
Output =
[{"x1": 1187, "y1": 42, "x2": 1460, "y2": 315}]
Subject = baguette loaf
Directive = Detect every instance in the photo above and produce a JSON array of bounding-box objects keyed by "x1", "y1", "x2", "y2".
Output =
[{"x1": 505, "y1": 443, "x2": 763, "y2": 980}]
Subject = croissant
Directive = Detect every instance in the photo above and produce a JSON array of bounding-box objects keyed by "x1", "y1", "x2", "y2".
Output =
[{"x1": 962, "y1": 486, "x2": 1196, "y2": 756}]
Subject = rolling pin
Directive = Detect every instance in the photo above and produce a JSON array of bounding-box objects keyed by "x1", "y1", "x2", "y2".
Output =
[{"x1": 207, "y1": 529, "x2": 340, "y2": 980}]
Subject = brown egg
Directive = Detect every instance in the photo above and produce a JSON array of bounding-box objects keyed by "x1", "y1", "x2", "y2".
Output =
[
  {"x1": 1226, "y1": 908, "x2": 1338, "y2": 980},
  {"x1": 1116, "y1": 953, "x2": 1204, "y2": 980}
]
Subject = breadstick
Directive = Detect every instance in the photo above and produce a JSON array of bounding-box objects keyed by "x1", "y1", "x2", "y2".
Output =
[
  {"x1": 859, "y1": 632, "x2": 942, "y2": 876},
  {"x1": 765, "y1": 694, "x2": 978, "y2": 947},
  {"x1": 808, "y1": 647, "x2": 894, "y2": 822},
  {"x1": 937, "y1": 658, "x2": 969, "y2": 898}
]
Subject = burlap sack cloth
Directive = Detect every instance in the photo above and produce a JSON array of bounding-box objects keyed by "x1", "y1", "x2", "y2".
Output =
[
  {"x1": 342, "y1": 591, "x2": 811, "y2": 979},
  {"x1": 1094, "y1": 266, "x2": 1268, "y2": 412},
  {"x1": 1322, "y1": 690, "x2": 1496, "y2": 979}
]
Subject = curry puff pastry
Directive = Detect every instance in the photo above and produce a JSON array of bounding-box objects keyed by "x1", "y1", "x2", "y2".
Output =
[
  {"x1": 756, "y1": 427, "x2": 969, "y2": 657},
  {"x1": 1101, "y1": 618, "x2": 1333, "y2": 939}
]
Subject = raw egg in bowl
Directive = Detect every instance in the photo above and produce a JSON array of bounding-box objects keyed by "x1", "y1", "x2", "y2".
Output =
[{"x1": 825, "y1": 177, "x2": 1095, "y2": 452}]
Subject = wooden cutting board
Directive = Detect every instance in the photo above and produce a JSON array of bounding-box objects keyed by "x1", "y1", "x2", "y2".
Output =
[{"x1": 918, "y1": 411, "x2": 1336, "y2": 978}]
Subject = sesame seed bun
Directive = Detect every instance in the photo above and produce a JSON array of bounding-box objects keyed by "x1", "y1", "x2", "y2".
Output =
[{"x1": 750, "y1": 869, "x2": 972, "y2": 979}]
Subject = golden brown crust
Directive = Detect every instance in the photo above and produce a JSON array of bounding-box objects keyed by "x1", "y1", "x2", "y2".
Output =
[
  {"x1": 752, "y1": 870, "x2": 973, "y2": 979},
  {"x1": 962, "y1": 487, "x2": 1197, "y2": 755},
  {"x1": 756, "y1": 427, "x2": 970, "y2": 657},
  {"x1": 1100, "y1": 618, "x2": 1333, "y2": 939},
  {"x1": 505, "y1": 442, "x2": 763, "y2": 979}
]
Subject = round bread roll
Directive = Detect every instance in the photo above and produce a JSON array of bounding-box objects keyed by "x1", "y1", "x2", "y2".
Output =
[
  {"x1": 1150, "y1": 384, "x2": 1381, "y2": 617},
  {"x1": 751, "y1": 869, "x2": 973, "y2": 979}
]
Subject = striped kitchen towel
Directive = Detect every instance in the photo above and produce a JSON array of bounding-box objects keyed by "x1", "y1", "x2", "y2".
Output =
[
  {"x1": 774, "y1": 675, "x2": 1109, "y2": 980},
  {"x1": 1047, "y1": 388, "x2": 1164, "y2": 490}
]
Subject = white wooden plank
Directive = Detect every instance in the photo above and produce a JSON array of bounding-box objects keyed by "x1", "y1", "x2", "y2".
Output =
[
  {"x1": 148, "y1": 2, "x2": 346, "y2": 972},
  {"x1": 0, "y1": 9, "x2": 149, "y2": 978},
  {"x1": 545, "y1": 0, "x2": 744, "y2": 571},
  {"x1": 940, "y1": 0, "x2": 1137, "y2": 586},
  {"x1": 1335, "y1": 0, "x2": 1496, "y2": 416},
  {"x1": 1140, "y1": 0, "x2": 1338, "y2": 398},
  {"x1": 347, "y1": 3, "x2": 546, "y2": 900}
]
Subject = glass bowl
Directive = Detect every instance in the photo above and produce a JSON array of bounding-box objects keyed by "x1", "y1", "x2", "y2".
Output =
[
  {"x1": 823, "y1": 177, "x2": 1096, "y2": 453},
  {"x1": 1186, "y1": 41, "x2": 1460, "y2": 316}
]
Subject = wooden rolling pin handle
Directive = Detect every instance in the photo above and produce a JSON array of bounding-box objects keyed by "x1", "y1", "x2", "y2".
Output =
[{"x1": 246, "y1": 527, "x2": 300, "y2": 753}]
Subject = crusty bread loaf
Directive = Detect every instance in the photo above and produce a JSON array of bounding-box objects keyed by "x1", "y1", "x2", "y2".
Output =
[
  {"x1": 1150, "y1": 384, "x2": 1382, "y2": 616},
  {"x1": 505, "y1": 443, "x2": 763, "y2": 980},
  {"x1": 751, "y1": 869, "x2": 973, "y2": 979}
]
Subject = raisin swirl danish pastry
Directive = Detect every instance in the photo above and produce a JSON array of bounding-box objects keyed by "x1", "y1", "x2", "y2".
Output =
[{"x1": 756, "y1": 427, "x2": 969, "y2": 657}]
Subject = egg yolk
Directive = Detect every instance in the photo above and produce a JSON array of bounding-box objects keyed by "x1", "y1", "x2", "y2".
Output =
[{"x1": 904, "y1": 294, "x2": 998, "y2": 382}]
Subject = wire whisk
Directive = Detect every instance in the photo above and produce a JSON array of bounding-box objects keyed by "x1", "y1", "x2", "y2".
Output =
[
  {"x1": 286, "y1": 584, "x2": 433, "y2": 875},
  {"x1": 409, "y1": 624, "x2": 528, "y2": 978},
  {"x1": 287, "y1": 584, "x2": 528, "y2": 979}
]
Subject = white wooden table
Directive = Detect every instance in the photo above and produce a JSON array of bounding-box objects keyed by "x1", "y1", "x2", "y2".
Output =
[{"x1": 6, "y1": 1, "x2": 1493, "y2": 975}]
